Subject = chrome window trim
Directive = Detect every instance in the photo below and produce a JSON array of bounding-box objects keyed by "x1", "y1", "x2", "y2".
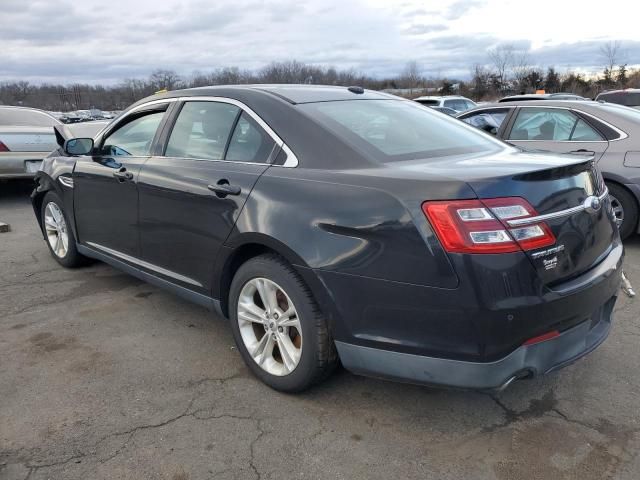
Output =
[
  {"x1": 506, "y1": 188, "x2": 609, "y2": 227},
  {"x1": 97, "y1": 96, "x2": 299, "y2": 167},
  {"x1": 507, "y1": 105, "x2": 628, "y2": 143}
]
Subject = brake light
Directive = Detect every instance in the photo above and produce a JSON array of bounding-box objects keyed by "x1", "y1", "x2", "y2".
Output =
[
  {"x1": 0, "y1": 141, "x2": 9, "y2": 152},
  {"x1": 422, "y1": 197, "x2": 555, "y2": 254},
  {"x1": 523, "y1": 330, "x2": 560, "y2": 346}
]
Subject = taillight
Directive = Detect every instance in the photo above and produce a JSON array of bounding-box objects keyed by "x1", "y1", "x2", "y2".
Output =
[
  {"x1": 0, "y1": 141, "x2": 10, "y2": 152},
  {"x1": 422, "y1": 197, "x2": 555, "y2": 254}
]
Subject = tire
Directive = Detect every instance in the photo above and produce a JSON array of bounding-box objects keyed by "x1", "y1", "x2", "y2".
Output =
[
  {"x1": 40, "y1": 191, "x2": 86, "y2": 268},
  {"x1": 229, "y1": 254, "x2": 338, "y2": 392},
  {"x1": 607, "y1": 182, "x2": 638, "y2": 240}
]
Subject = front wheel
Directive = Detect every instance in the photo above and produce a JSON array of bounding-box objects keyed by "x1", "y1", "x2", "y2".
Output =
[
  {"x1": 40, "y1": 191, "x2": 86, "y2": 268},
  {"x1": 607, "y1": 183, "x2": 638, "y2": 240},
  {"x1": 229, "y1": 254, "x2": 337, "y2": 392}
]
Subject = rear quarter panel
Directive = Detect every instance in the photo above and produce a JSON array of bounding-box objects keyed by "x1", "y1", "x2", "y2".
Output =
[{"x1": 225, "y1": 166, "x2": 471, "y2": 288}]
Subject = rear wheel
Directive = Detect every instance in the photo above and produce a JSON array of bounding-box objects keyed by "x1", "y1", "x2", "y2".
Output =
[
  {"x1": 606, "y1": 182, "x2": 638, "y2": 240},
  {"x1": 40, "y1": 192, "x2": 86, "y2": 268},
  {"x1": 229, "y1": 254, "x2": 337, "y2": 392}
]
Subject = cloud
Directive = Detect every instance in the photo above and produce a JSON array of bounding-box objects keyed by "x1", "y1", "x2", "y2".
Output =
[
  {"x1": 0, "y1": 0, "x2": 638, "y2": 84},
  {"x1": 444, "y1": 0, "x2": 486, "y2": 20},
  {"x1": 404, "y1": 24, "x2": 448, "y2": 35}
]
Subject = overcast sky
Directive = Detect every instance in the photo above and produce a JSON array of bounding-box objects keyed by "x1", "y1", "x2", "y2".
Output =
[{"x1": 3, "y1": 0, "x2": 639, "y2": 84}]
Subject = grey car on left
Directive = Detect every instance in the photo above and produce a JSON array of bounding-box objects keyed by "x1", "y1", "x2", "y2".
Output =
[{"x1": 0, "y1": 106, "x2": 108, "y2": 179}]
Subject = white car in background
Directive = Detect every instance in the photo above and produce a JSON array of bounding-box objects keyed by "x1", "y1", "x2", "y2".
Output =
[
  {"x1": 413, "y1": 95, "x2": 477, "y2": 113},
  {"x1": 0, "y1": 106, "x2": 107, "y2": 179}
]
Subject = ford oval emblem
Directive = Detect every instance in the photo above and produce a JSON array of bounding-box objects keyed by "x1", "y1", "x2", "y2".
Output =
[{"x1": 583, "y1": 195, "x2": 601, "y2": 214}]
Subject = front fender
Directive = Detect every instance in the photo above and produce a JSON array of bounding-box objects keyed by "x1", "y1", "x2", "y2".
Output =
[{"x1": 32, "y1": 154, "x2": 77, "y2": 239}]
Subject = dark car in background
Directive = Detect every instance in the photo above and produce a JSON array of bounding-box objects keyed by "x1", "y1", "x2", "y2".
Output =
[
  {"x1": 459, "y1": 100, "x2": 640, "y2": 238},
  {"x1": 33, "y1": 85, "x2": 622, "y2": 392},
  {"x1": 499, "y1": 93, "x2": 589, "y2": 102},
  {"x1": 596, "y1": 89, "x2": 640, "y2": 109}
]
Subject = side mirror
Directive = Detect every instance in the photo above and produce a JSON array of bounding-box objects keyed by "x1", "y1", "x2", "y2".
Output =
[{"x1": 64, "y1": 138, "x2": 94, "y2": 156}]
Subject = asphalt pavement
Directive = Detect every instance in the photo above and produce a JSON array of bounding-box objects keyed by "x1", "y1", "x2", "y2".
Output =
[{"x1": 1, "y1": 180, "x2": 639, "y2": 480}]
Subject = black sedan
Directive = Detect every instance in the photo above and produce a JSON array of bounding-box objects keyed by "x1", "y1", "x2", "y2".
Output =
[{"x1": 33, "y1": 85, "x2": 623, "y2": 392}]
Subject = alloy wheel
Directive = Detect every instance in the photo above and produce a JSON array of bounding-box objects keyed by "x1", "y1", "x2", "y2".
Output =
[
  {"x1": 44, "y1": 202, "x2": 69, "y2": 258},
  {"x1": 609, "y1": 194, "x2": 624, "y2": 229},
  {"x1": 237, "y1": 277, "x2": 303, "y2": 376}
]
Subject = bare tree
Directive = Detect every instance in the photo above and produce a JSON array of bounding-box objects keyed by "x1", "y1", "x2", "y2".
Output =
[
  {"x1": 400, "y1": 61, "x2": 423, "y2": 89},
  {"x1": 487, "y1": 45, "x2": 514, "y2": 92},
  {"x1": 600, "y1": 41, "x2": 621, "y2": 74},
  {"x1": 149, "y1": 69, "x2": 182, "y2": 91}
]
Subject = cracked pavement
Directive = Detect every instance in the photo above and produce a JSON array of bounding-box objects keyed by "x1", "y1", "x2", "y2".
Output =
[{"x1": 1, "y1": 180, "x2": 639, "y2": 480}]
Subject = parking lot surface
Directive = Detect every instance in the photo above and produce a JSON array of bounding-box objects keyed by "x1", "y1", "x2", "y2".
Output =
[{"x1": 1, "y1": 180, "x2": 639, "y2": 480}]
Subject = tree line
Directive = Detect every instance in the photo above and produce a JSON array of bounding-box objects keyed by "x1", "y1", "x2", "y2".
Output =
[{"x1": 1, "y1": 42, "x2": 638, "y2": 111}]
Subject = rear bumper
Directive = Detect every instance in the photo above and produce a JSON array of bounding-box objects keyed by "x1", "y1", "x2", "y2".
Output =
[
  {"x1": 336, "y1": 296, "x2": 614, "y2": 389},
  {"x1": 321, "y1": 241, "x2": 623, "y2": 389},
  {"x1": 0, "y1": 153, "x2": 45, "y2": 178}
]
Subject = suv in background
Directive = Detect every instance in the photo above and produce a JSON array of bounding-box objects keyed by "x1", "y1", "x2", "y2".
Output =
[
  {"x1": 596, "y1": 89, "x2": 640, "y2": 109},
  {"x1": 413, "y1": 95, "x2": 476, "y2": 113}
]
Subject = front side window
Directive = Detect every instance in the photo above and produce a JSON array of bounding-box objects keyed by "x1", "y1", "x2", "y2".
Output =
[
  {"x1": 101, "y1": 111, "x2": 165, "y2": 156},
  {"x1": 166, "y1": 102, "x2": 239, "y2": 160},
  {"x1": 301, "y1": 99, "x2": 504, "y2": 162},
  {"x1": 508, "y1": 108, "x2": 602, "y2": 141}
]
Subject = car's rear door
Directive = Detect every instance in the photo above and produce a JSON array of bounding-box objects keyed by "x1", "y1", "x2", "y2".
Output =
[
  {"x1": 504, "y1": 106, "x2": 609, "y2": 160},
  {"x1": 73, "y1": 103, "x2": 170, "y2": 258},
  {"x1": 137, "y1": 99, "x2": 277, "y2": 295}
]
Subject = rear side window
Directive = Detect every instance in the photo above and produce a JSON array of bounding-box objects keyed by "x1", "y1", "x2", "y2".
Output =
[
  {"x1": 508, "y1": 108, "x2": 602, "y2": 141},
  {"x1": 101, "y1": 111, "x2": 165, "y2": 156},
  {"x1": 301, "y1": 100, "x2": 503, "y2": 161},
  {"x1": 460, "y1": 108, "x2": 509, "y2": 132},
  {"x1": 0, "y1": 108, "x2": 59, "y2": 127},
  {"x1": 443, "y1": 99, "x2": 470, "y2": 111},
  {"x1": 225, "y1": 112, "x2": 275, "y2": 163},
  {"x1": 166, "y1": 102, "x2": 239, "y2": 160}
]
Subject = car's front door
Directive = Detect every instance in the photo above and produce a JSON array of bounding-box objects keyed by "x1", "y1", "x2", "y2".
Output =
[
  {"x1": 73, "y1": 105, "x2": 168, "y2": 258},
  {"x1": 504, "y1": 107, "x2": 609, "y2": 160},
  {"x1": 137, "y1": 100, "x2": 277, "y2": 295}
]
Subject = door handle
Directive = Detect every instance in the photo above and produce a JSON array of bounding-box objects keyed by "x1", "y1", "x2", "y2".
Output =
[
  {"x1": 113, "y1": 168, "x2": 133, "y2": 181},
  {"x1": 207, "y1": 180, "x2": 241, "y2": 197},
  {"x1": 569, "y1": 149, "x2": 595, "y2": 155}
]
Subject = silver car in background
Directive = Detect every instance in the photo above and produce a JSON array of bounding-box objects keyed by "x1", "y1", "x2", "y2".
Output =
[
  {"x1": 458, "y1": 100, "x2": 640, "y2": 238},
  {"x1": 0, "y1": 106, "x2": 108, "y2": 179},
  {"x1": 0, "y1": 106, "x2": 60, "y2": 179}
]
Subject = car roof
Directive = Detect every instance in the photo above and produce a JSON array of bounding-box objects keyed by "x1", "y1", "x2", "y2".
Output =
[
  {"x1": 597, "y1": 88, "x2": 640, "y2": 95},
  {"x1": 499, "y1": 94, "x2": 587, "y2": 102},
  {"x1": 464, "y1": 99, "x2": 604, "y2": 110},
  {"x1": 413, "y1": 95, "x2": 468, "y2": 100},
  {"x1": 138, "y1": 84, "x2": 397, "y2": 106}
]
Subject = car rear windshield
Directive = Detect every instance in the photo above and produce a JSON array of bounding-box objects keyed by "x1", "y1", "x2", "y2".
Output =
[
  {"x1": 0, "y1": 108, "x2": 59, "y2": 127},
  {"x1": 300, "y1": 100, "x2": 503, "y2": 162}
]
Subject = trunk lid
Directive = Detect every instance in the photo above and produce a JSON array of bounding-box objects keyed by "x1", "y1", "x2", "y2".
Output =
[
  {"x1": 425, "y1": 149, "x2": 617, "y2": 285},
  {"x1": 395, "y1": 148, "x2": 617, "y2": 285}
]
